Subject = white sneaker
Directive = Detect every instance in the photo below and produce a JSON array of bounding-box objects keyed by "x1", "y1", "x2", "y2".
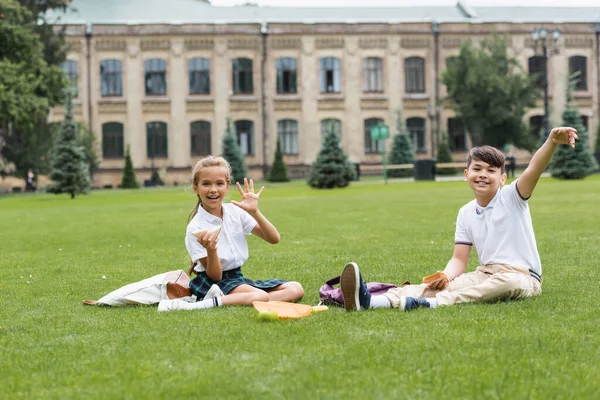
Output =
[
  {"x1": 158, "y1": 299, "x2": 194, "y2": 312},
  {"x1": 204, "y1": 284, "x2": 224, "y2": 300}
]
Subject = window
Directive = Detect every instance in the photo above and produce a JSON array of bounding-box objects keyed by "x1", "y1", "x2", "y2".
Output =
[
  {"x1": 405, "y1": 57, "x2": 425, "y2": 94},
  {"x1": 232, "y1": 58, "x2": 253, "y2": 94},
  {"x1": 529, "y1": 115, "x2": 544, "y2": 138},
  {"x1": 190, "y1": 121, "x2": 211, "y2": 156},
  {"x1": 363, "y1": 57, "x2": 383, "y2": 93},
  {"x1": 364, "y1": 118, "x2": 384, "y2": 154},
  {"x1": 569, "y1": 56, "x2": 587, "y2": 91},
  {"x1": 528, "y1": 56, "x2": 545, "y2": 90},
  {"x1": 407, "y1": 118, "x2": 426, "y2": 153},
  {"x1": 234, "y1": 120, "x2": 254, "y2": 155},
  {"x1": 100, "y1": 60, "x2": 122, "y2": 97},
  {"x1": 321, "y1": 119, "x2": 341, "y2": 141},
  {"x1": 146, "y1": 121, "x2": 168, "y2": 158},
  {"x1": 189, "y1": 58, "x2": 210, "y2": 95},
  {"x1": 581, "y1": 115, "x2": 589, "y2": 132},
  {"x1": 61, "y1": 60, "x2": 78, "y2": 97},
  {"x1": 320, "y1": 57, "x2": 341, "y2": 93},
  {"x1": 276, "y1": 58, "x2": 297, "y2": 94},
  {"x1": 144, "y1": 59, "x2": 167, "y2": 96},
  {"x1": 277, "y1": 120, "x2": 299, "y2": 155},
  {"x1": 447, "y1": 118, "x2": 467, "y2": 152},
  {"x1": 102, "y1": 122, "x2": 124, "y2": 159}
]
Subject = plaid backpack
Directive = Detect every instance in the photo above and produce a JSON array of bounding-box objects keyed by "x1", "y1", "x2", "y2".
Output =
[{"x1": 319, "y1": 275, "x2": 404, "y2": 307}]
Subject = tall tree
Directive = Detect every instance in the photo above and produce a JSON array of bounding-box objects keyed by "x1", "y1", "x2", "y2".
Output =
[
  {"x1": 442, "y1": 35, "x2": 538, "y2": 151},
  {"x1": 18, "y1": 0, "x2": 68, "y2": 66},
  {"x1": 77, "y1": 123, "x2": 100, "y2": 180},
  {"x1": 268, "y1": 138, "x2": 290, "y2": 182},
  {"x1": 308, "y1": 129, "x2": 355, "y2": 189},
  {"x1": 387, "y1": 110, "x2": 415, "y2": 178},
  {"x1": 120, "y1": 145, "x2": 139, "y2": 189},
  {"x1": 221, "y1": 118, "x2": 247, "y2": 184}
]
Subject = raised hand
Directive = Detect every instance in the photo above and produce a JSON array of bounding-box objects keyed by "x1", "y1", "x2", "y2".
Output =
[
  {"x1": 231, "y1": 178, "x2": 264, "y2": 214},
  {"x1": 549, "y1": 127, "x2": 578, "y2": 148}
]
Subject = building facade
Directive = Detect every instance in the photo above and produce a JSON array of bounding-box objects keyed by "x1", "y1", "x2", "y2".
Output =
[{"x1": 50, "y1": 0, "x2": 600, "y2": 186}]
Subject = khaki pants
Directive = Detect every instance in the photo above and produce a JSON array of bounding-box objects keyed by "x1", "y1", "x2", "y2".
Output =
[{"x1": 384, "y1": 264, "x2": 542, "y2": 308}]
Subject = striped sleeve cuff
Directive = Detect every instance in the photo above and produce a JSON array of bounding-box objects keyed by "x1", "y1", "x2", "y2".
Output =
[{"x1": 455, "y1": 241, "x2": 473, "y2": 246}]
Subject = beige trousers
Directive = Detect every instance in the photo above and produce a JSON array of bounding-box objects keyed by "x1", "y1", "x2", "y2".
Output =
[{"x1": 384, "y1": 264, "x2": 542, "y2": 308}]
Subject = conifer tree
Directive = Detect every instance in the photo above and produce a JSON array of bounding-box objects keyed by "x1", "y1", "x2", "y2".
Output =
[
  {"x1": 120, "y1": 145, "x2": 139, "y2": 189},
  {"x1": 268, "y1": 137, "x2": 289, "y2": 182},
  {"x1": 436, "y1": 132, "x2": 457, "y2": 176},
  {"x1": 221, "y1": 118, "x2": 247, "y2": 184},
  {"x1": 308, "y1": 129, "x2": 355, "y2": 189},
  {"x1": 387, "y1": 110, "x2": 415, "y2": 178},
  {"x1": 47, "y1": 92, "x2": 91, "y2": 198}
]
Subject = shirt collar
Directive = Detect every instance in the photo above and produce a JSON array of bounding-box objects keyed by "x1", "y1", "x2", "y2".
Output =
[
  {"x1": 475, "y1": 188, "x2": 500, "y2": 214},
  {"x1": 197, "y1": 204, "x2": 223, "y2": 223}
]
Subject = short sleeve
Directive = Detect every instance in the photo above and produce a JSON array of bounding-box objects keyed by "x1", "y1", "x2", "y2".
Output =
[
  {"x1": 239, "y1": 209, "x2": 258, "y2": 235},
  {"x1": 185, "y1": 227, "x2": 207, "y2": 263},
  {"x1": 503, "y1": 180, "x2": 528, "y2": 209},
  {"x1": 454, "y1": 208, "x2": 472, "y2": 246}
]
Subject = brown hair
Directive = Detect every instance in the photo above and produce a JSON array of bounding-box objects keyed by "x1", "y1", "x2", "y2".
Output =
[
  {"x1": 466, "y1": 146, "x2": 506, "y2": 174},
  {"x1": 188, "y1": 156, "x2": 232, "y2": 222}
]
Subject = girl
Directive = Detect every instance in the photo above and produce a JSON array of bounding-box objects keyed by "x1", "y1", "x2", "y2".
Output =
[{"x1": 158, "y1": 156, "x2": 304, "y2": 312}]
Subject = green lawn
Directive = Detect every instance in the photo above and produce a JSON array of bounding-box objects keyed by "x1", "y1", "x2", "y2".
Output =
[{"x1": 1, "y1": 176, "x2": 599, "y2": 399}]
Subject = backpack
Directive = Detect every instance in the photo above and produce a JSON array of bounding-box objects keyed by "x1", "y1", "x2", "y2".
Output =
[{"x1": 319, "y1": 275, "x2": 404, "y2": 307}]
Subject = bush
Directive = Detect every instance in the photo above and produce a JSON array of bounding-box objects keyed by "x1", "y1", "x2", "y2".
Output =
[
  {"x1": 120, "y1": 145, "x2": 139, "y2": 189},
  {"x1": 221, "y1": 118, "x2": 247, "y2": 184},
  {"x1": 308, "y1": 130, "x2": 355, "y2": 189},
  {"x1": 268, "y1": 138, "x2": 289, "y2": 182},
  {"x1": 387, "y1": 110, "x2": 415, "y2": 178},
  {"x1": 436, "y1": 133, "x2": 457, "y2": 176}
]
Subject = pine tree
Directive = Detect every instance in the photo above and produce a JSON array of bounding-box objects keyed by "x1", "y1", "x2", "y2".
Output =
[
  {"x1": 268, "y1": 137, "x2": 289, "y2": 182},
  {"x1": 594, "y1": 123, "x2": 600, "y2": 170},
  {"x1": 120, "y1": 145, "x2": 139, "y2": 189},
  {"x1": 308, "y1": 129, "x2": 355, "y2": 189},
  {"x1": 221, "y1": 117, "x2": 247, "y2": 184},
  {"x1": 436, "y1": 132, "x2": 457, "y2": 176},
  {"x1": 550, "y1": 73, "x2": 598, "y2": 179},
  {"x1": 387, "y1": 110, "x2": 415, "y2": 178},
  {"x1": 47, "y1": 92, "x2": 91, "y2": 198}
]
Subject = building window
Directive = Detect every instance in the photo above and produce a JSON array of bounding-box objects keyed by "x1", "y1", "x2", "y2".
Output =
[
  {"x1": 276, "y1": 57, "x2": 297, "y2": 94},
  {"x1": 447, "y1": 118, "x2": 467, "y2": 152},
  {"x1": 277, "y1": 120, "x2": 299, "y2": 155},
  {"x1": 363, "y1": 57, "x2": 383, "y2": 93},
  {"x1": 100, "y1": 60, "x2": 122, "y2": 97},
  {"x1": 528, "y1": 56, "x2": 545, "y2": 90},
  {"x1": 364, "y1": 118, "x2": 384, "y2": 154},
  {"x1": 580, "y1": 115, "x2": 589, "y2": 132},
  {"x1": 144, "y1": 59, "x2": 167, "y2": 96},
  {"x1": 320, "y1": 57, "x2": 341, "y2": 93},
  {"x1": 569, "y1": 56, "x2": 587, "y2": 91},
  {"x1": 407, "y1": 118, "x2": 426, "y2": 153},
  {"x1": 234, "y1": 120, "x2": 254, "y2": 155},
  {"x1": 529, "y1": 115, "x2": 544, "y2": 138},
  {"x1": 405, "y1": 57, "x2": 425, "y2": 94},
  {"x1": 189, "y1": 58, "x2": 210, "y2": 95},
  {"x1": 232, "y1": 58, "x2": 253, "y2": 94},
  {"x1": 190, "y1": 121, "x2": 211, "y2": 156},
  {"x1": 146, "y1": 121, "x2": 168, "y2": 158},
  {"x1": 321, "y1": 118, "x2": 341, "y2": 141},
  {"x1": 61, "y1": 60, "x2": 78, "y2": 97},
  {"x1": 102, "y1": 122, "x2": 124, "y2": 159}
]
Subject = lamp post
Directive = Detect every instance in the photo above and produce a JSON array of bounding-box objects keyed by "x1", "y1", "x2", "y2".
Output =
[
  {"x1": 426, "y1": 103, "x2": 440, "y2": 158},
  {"x1": 531, "y1": 27, "x2": 560, "y2": 138}
]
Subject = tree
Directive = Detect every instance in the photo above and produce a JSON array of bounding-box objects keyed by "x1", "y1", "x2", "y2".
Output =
[
  {"x1": 387, "y1": 110, "x2": 415, "y2": 178},
  {"x1": 436, "y1": 132, "x2": 457, "y2": 176},
  {"x1": 77, "y1": 123, "x2": 100, "y2": 180},
  {"x1": 308, "y1": 129, "x2": 355, "y2": 189},
  {"x1": 550, "y1": 73, "x2": 598, "y2": 180},
  {"x1": 18, "y1": 0, "x2": 68, "y2": 66},
  {"x1": 268, "y1": 137, "x2": 289, "y2": 182},
  {"x1": 221, "y1": 117, "x2": 247, "y2": 184},
  {"x1": 442, "y1": 35, "x2": 538, "y2": 151},
  {"x1": 120, "y1": 145, "x2": 139, "y2": 189},
  {"x1": 47, "y1": 92, "x2": 91, "y2": 198}
]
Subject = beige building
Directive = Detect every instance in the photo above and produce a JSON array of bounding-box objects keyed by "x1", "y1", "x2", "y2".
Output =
[{"x1": 49, "y1": 0, "x2": 600, "y2": 186}]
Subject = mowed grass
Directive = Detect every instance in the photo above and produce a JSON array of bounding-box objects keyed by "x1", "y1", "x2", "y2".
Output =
[{"x1": 1, "y1": 176, "x2": 599, "y2": 399}]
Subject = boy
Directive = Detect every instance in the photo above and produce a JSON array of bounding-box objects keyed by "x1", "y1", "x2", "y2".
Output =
[{"x1": 341, "y1": 127, "x2": 578, "y2": 312}]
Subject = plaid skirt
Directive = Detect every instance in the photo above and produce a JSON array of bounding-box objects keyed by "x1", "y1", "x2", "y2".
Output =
[{"x1": 189, "y1": 267, "x2": 288, "y2": 298}]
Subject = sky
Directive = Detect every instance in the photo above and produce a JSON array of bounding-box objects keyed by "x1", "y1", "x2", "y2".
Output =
[{"x1": 210, "y1": 0, "x2": 600, "y2": 6}]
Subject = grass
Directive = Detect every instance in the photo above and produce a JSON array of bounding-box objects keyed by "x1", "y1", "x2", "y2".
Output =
[{"x1": 1, "y1": 176, "x2": 599, "y2": 399}]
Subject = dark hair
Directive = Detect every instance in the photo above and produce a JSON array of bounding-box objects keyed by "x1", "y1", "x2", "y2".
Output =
[{"x1": 466, "y1": 146, "x2": 506, "y2": 174}]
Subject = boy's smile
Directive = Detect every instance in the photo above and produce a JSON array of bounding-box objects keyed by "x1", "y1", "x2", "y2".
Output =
[{"x1": 465, "y1": 160, "x2": 507, "y2": 206}]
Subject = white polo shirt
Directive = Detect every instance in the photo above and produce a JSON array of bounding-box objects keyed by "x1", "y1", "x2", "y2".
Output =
[
  {"x1": 185, "y1": 203, "x2": 257, "y2": 273},
  {"x1": 454, "y1": 180, "x2": 542, "y2": 276}
]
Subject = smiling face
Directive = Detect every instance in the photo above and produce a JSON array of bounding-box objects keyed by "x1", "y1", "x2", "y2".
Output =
[
  {"x1": 194, "y1": 166, "x2": 230, "y2": 216},
  {"x1": 464, "y1": 159, "x2": 507, "y2": 205}
]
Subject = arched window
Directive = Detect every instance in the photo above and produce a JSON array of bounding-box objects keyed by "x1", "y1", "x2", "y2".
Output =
[
  {"x1": 100, "y1": 60, "x2": 122, "y2": 97},
  {"x1": 569, "y1": 56, "x2": 587, "y2": 91},
  {"x1": 529, "y1": 115, "x2": 544, "y2": 138},
  {"x1": 447, "y1": 118, "x2": 467, "y2": 152},
  {"x1": 364, "y1": 118, "x2": 384, "y2": 154},
  {"x1": 407, "y1": 118, "x2": 426, "y2": 153},
  {"x1": 277, "y1": 120, "x2": 299, "y2": 155},
  {"x1": 102, "y1": 122, "x2": 124, "y2": 159},
  {"x1": 189, "y1": 58, "x2": 210, "y2": 95},
  {"x1": 405, "y1": 57, "x2": 425, "y2": 94},
  {"x1": 144, "y1": 59, "x2": 167, "y2": 96},
  {"x1": 528, "y1": 56, "x2": 545, "y2": 90},
  {"x1": 190, "y1": 121, "x2": 211, "y2": 156},
  {"x1": 61, "y1": 60, "x2": 78, "y2": 97},
  {"x1": 363, "y1": 57, "x2": 383, "y2": 93},
  {"x1": 232, "y1": 58, "x2": 253, "y2": 94},
  {"x1": 320, "y1": 57, "x2": 341, "y2": 93},
  {"x1": 146, "y1": 121, "x2": 168, "y2": 158},
  {"x1": 234, "y1": 120, "x2": 254, "y2": 155},
  {"x1": 276, "y1": 57, "x2": 297, "y2": 94}
]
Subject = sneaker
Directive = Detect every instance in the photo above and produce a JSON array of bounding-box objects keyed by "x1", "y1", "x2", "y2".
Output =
[
  {"x1": 340, "y1": 262, "x2": 371, "y2": 311},
  {"x1": 399, "y1": 297, "x2": 430, "y2": 312},
  {"x1": 158, "y1": 299, "x2": 194, "y2": 312},
  {"x1": 203, "y1": 284, "x2": 223, "y2": 300}
]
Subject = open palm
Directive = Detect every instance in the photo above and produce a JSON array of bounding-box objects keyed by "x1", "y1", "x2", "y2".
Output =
[
  {"x1": 549, "y1": 127, "x2": 578, "y2": 148},
  {"x1": 231, "y1": 178, "x2": 264, "y2": 213}
]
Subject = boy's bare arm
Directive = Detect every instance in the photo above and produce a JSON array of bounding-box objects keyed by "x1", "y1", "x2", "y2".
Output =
[
  {"x1": 517, "y1": 127, "x2": 578, "y2": 199},
  {"x1": 427, "y1": 244, "x2": 470, "y2": 290}
]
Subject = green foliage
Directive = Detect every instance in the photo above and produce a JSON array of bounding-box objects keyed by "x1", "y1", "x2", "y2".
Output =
[
  {"x1": 268, "y1": 137, "x2": 289, "y2": 182},
  {"x1": 47, "y1": 93, "x2": 91, "y2": 198},
  {"x1": 221, "y1": 117, "x2": 247, "y2": 184},
  {"x1": 77, "y1": 123, "x2": 100, "y2": 179},
  {"x1": 387, "y1": 110, "x2": 414, "y2": 178},
  {"x1": 120, "y1": 145, "x2": 139, "y2": 189},
  {"x1": 594, "y1": 122, "x2": 600, "y2": 153},
  {"x1": 442, "y1": 35, "x2": 537, "y2": 151},
  {"x1": 436, "y1": 132, "x2": 457, "y2": 176},
  {"x1": 308, "y1": 129, "x2": 355, "y2": 188}
]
